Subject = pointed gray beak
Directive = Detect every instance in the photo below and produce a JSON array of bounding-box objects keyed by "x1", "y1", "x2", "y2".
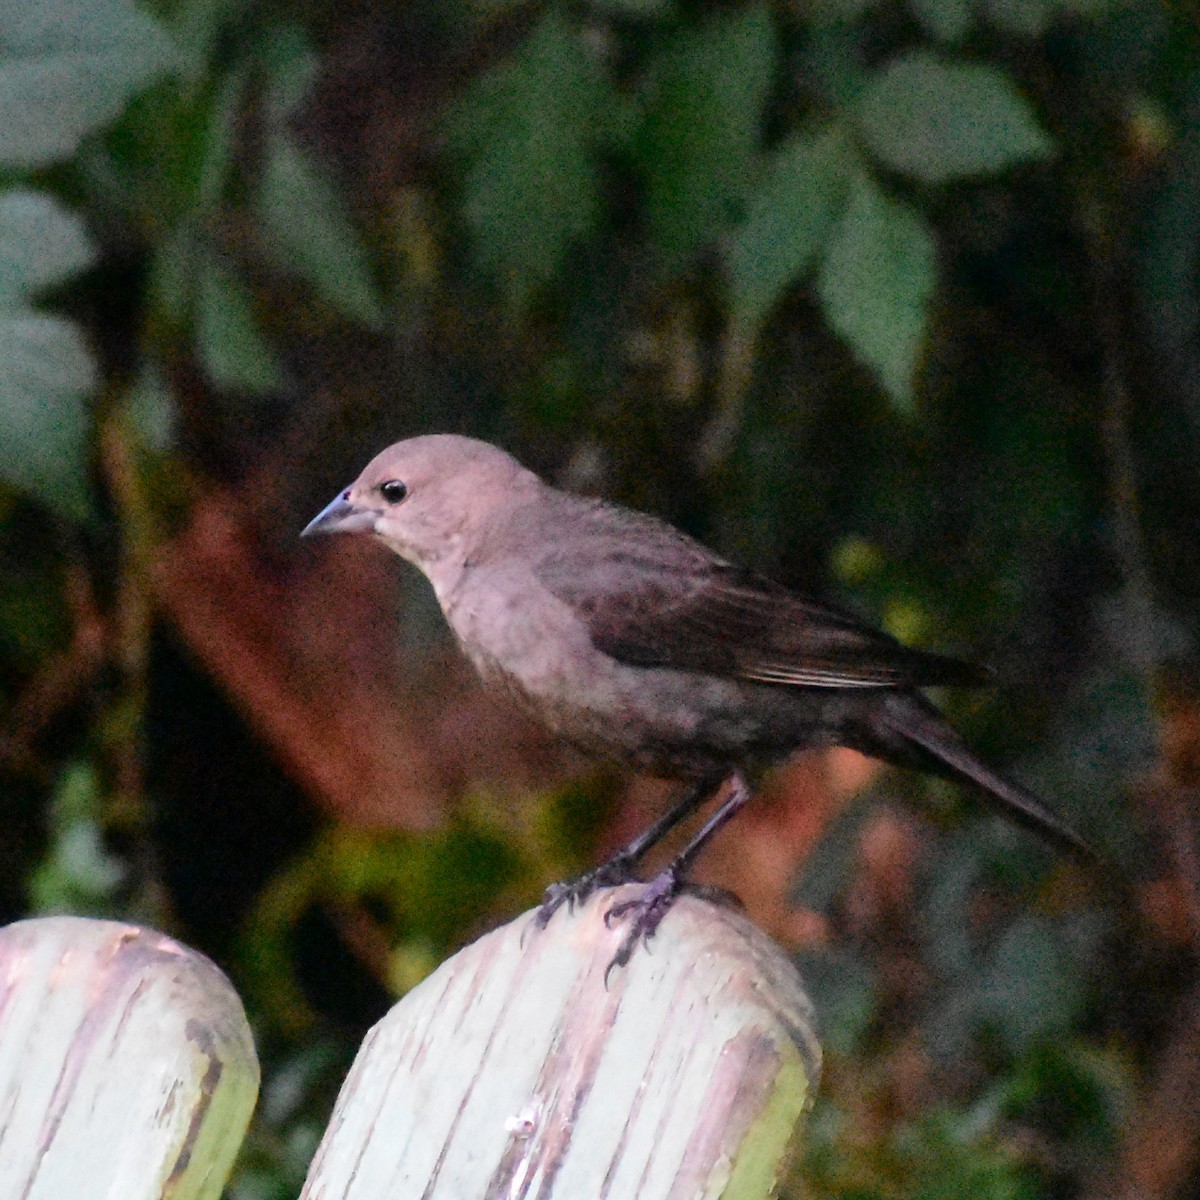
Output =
[{"x1": 301, "y1": 491, "x2": 379, "y2": 537}]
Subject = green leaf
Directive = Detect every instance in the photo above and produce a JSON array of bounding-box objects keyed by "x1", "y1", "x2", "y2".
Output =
[
  {"x1": 123, "y1": 363, "x2": 177, "y2": 453},
  {"x1": 1057, "y1": 0, "x2": 1133, "y2": 14},
  {"x1": 29, "y1": 763, "x2": 128, "y2": 912},
  {"x1": 260, "y1": 24, "x2": 320, "y2": 128},
  {"x1": 816, "y1": 171, "x2": 935, "y2": 409},
  {"x1": 195, "y1": 253, "x2": 285, "y2": 394},
  {"x1": 977, "y1": 917, "x2": 1082, "y2": 1053},
  {"x1": 806, "y1": 0, "x2": 882, "y2": 24},
  {"x1": 0, "y1": 0, "x2": 177, "y2": 169},
  {"x1": 980, "y1": 0, "x2": 1057, "y2": 37},
  {"x1": 853, "y1": 53, "x2": 1053, "y2": 184},
  {"x1": 800, "y1": 25, "x2": 871, "y2": 108},
  {"x1": 0, "y1": 310, "x2": 95, "y2": 520},
  {"x1": 0, "y1": 190, "x2": 97, "y2": 304},
  {"x1": 146, "y1": 223, "x2": 199, "y2": 330},
  {"x1": 590, "y1": 0, "x2": 672, "y2": 16},
  {"x1": 910, "y1": 0, "x2": 974, "y2": 42},
  {"x1": 0, "y1": 191, "x2": 98, "y2": 519},
  {"x1": 794, "y1": 947, "x2": 877, "y2": 1056},
  {"x1": 635, "y1": 3, "x2": 777, "y2": 268},
  {"x1": 257, "y1": 133, "x2": 386, "y2": 331},
  {"x1": 725, "y1": 129, "x2": 856, "y2": 335},
  {"x1": 445, "y1": 8, "x2": 616, "y2": 311},
  {"x1": 167, "y1": 0, "x2": 243, "y2": 84},
  {"x1": 193, "y1": 64, "x2": 248, "y2": 213}
]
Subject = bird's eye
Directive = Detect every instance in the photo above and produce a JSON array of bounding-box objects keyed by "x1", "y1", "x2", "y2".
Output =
[{"x1": 379, "y1": 480, "x2": 408, "y2": 504}]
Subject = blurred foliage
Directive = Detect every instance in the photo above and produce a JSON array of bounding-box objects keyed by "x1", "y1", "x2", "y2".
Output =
[{"x1": 2, "y1": 0, "x2": 1200, "y2": 1194}]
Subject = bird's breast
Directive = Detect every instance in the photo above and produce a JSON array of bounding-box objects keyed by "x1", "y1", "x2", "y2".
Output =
[{"x1": 438, "y1": 568, "x2": 835, "y2": 775}]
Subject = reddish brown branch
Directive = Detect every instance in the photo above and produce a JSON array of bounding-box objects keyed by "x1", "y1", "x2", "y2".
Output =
[{"x1": 0, "y1": 561, "x2": 107, "y2": 774}]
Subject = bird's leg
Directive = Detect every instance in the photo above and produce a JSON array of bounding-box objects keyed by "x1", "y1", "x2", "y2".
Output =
[
  {"x1": 534, "y1": 773, "x2": 722, "y2": 930},
  {"x1": 605, "y1": 770, "x2": 752, "y2": 979}
]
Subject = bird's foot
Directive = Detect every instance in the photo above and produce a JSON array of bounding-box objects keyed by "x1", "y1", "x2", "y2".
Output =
[
  {"x1": 602, "y1": 868, "x2": 684, "y2": 983},
  {"x1": 601, "y1": 876, "x2": 745, "y2": 983},
  {"x1": 533, "y1": 853, "x2": 638, "y2": 932}
]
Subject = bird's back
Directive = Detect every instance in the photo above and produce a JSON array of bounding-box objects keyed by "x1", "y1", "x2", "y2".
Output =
[{"x1": 488, "y1": 489, "x2": 986, "y2": 693}]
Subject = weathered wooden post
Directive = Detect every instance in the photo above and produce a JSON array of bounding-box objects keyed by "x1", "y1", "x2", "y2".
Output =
[
  {"x1": 302, "y1": 886, "x2": 820, "y2": 1200},
  {"x1": 0, "y1": 916, "x2": 259, "y2": 1200},
  {"x1": 0, "y1": 886, "x2": 819, "y2": 1198}
]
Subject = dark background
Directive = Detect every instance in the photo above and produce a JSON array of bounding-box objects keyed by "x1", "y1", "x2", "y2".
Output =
[{"x1": 2, "y1": 0, "x2": 1199, "y2": 1195}]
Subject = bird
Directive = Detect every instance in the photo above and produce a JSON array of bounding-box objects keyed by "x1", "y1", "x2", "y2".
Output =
[{"x1": 303, "y1": 434, "x2": 1093, "y2": 968}]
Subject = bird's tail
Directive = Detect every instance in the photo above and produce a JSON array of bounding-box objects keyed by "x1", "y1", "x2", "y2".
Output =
[{"x1": 874, "y1": 694, "x2": 1097, "y2": 865}]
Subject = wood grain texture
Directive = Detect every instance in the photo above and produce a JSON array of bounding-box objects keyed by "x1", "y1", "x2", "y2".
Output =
[
  {"x1": 302, "y1": 886, "x2": 820, "y2": 1199},
  {"x1": 0, "y1": 916, "x2": 259, "y2": 1200}
]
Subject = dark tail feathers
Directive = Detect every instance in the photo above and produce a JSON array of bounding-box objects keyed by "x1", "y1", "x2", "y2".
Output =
[{"x1": 877, "y1": 695, "x2": 1098, "y2": 866}]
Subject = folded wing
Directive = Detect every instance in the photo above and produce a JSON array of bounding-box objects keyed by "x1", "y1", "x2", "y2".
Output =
[{"x1": 532, "y1": 503, "x2": 988, "y2": 691}]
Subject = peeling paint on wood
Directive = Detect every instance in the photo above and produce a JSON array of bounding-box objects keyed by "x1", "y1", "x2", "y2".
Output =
[
  {"x1": 302, "y1": 886, "x2": 820, "y2": 1200},
  {"x1": 0, "y1": 917, "x2": 259, "y2": 1200}
]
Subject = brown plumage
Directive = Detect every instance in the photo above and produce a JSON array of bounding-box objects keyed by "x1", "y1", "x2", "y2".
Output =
[{"x1": 304, "y1": 434, "x2": 1093, "y2": 965}]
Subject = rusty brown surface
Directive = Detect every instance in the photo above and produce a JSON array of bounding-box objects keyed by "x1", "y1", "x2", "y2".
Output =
[{"x1": 152, "y1": 485, "x2": 570, "y2": 830}]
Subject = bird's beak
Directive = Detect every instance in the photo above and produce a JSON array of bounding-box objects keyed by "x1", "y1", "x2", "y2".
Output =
[{"x1": 301, "y1": 491, "x2": 379, "y2": 538}]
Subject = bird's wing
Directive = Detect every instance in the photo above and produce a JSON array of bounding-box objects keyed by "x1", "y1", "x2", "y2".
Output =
[{"x1": 531, "y1": 503, "x2": 988, "y2": 690}]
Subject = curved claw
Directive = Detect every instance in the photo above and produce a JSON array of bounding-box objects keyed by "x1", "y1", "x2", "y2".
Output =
[
  {"x1": 533, "y1": 881, "x2": 573, "y2": 929},
  {"x1": 601, "y1": 870, "x2": 683, "y2": 985},
  {"x1": 532, "y1": 853, "x2": 639, "y2": 934},
  {"x1": 604, "y1": 942, "x2": 634, "y2": 988}
]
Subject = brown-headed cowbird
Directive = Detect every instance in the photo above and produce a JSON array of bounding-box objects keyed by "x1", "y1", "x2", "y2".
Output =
[{"x1": 304, "y1": 434, "x2": 1091, "y2": 966}]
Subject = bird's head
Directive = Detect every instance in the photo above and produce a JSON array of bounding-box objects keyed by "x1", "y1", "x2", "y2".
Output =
[{"x1": 302, "y1": 435, "x2": 540, "y2": 574}]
